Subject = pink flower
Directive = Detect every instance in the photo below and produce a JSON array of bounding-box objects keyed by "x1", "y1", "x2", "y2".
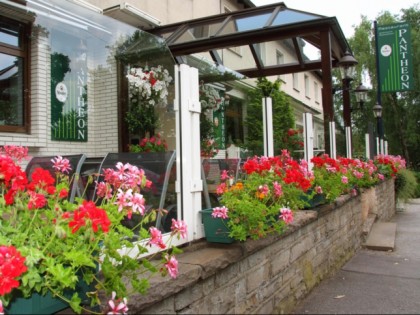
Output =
[
  {"x1": 2, "y1": 145, "x2": 29, "y2": 162},
  {"x1": 51, "y1": 156, "x2": 72, "y2": 174},
  {"x1": 115, "y1": 188, "x2": 132, "y2": 212},
  {"x1": 107, "y1": 291, "x2": 128, "y2": 315},
  {"x1": 216, "y1": 182, "x2": 227, "y2": 195},
  {"x1": 341, "y1": 176, "x2": 348, "y2": 184},
  {"x1": 315, "y1": 185, "x2": 323, "y2": 194},
  {"x1": 148, "y1": 227, "x2": 166, "y2": 249},
  {"x1": 378, "y1": 173, "x2": 385, "y2": 181},
  {"x1": 164, "y1": 254, "x2": 179, "y2": 279},
  {"x1": 171, "y1": 219, "x2": 188, "y2": 239},
  {"x1": 95, "y1": 182, "x2": 113, "y2": 199},
  {"x1": 273, "y1": 181, "x2": 283, "y2": 197},
  {"x1": 259, "y1": 184, "x2": 269, "y2": 194},
  {"x1": 129, "y1": 192, "x2": 146, "y2": 216},
  {"x1": 212, "y1": 206, "x2": 229, "y2": 219},
  {"x1": 279, "y1": 207, "x2": 294, "y2": 224},
  {"x1": 220, "y1": 170, "x2": 230, "y2": 181}
]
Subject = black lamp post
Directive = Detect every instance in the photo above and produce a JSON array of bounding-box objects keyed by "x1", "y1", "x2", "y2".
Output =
[
  {"x1": 354, "y1": 83, "x2": 369, "y2": 110},
  {"x1": 337, "y1": 51, "x2": 358, "y2": 129},
  {"x1": 372, "y1": 103, "x2": 383, "y2": 154},
  {"x1": 337, "y1": 51, "x2": 359, "y2": 157}
]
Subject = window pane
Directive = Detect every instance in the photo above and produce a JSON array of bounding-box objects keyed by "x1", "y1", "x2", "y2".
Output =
[
  {"x1": 0, "y1": 21, "x2": 20, "y2": 47},
  {"x1": 0, "y1": 53, "x2": 24, "y2": 126}
]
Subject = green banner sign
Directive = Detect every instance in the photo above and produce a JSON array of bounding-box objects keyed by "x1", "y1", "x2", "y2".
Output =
[
  {"x1": 213, "y1": 101, "x2": 226, "y2": 150},
  {"x1": 377, "y1": 22, "x2": 413, "y2": 92},
  {"x1": 51, "y1": 30, "x2": 88, "y2": 141}
]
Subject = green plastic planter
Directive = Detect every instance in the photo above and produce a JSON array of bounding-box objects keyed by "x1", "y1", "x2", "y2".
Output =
[
  {"x1": 200, "y1": 208, "x2": 235, "y2": 244},
  {"x1": 5, "y1": 272, "x2": 94, "y2": 314},
  {"x1": 301, "y1": 190, "x2": 326, "y2": 209},
  {"x1": 5, "y1": 291, "x2": 69, "y2": 315}
]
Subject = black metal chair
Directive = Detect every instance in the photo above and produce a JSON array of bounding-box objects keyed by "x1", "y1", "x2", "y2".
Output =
[
  {"x1": 92, "y1": 151, "x2": 177, "y2": 232},
  {"x1": 201, "y1": 158, "x2": 241, "y2": 209},
  {"x1": 25, "y1": 154, "x2": 87, "y2": 203}
]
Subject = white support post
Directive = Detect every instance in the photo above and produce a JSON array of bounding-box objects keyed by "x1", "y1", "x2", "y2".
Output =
[
  {"x1": 385, "y1": 141, "x2": 388, "y2": 155},
  {"x1": 376, "y1": 137, "x2": 380, "y2": 156},
  {"x1": 175, "y1": 64, "x2": 203, "y2": 241},
  {"x1": 365, "y1": 133, "x2": 370, "y2": 159},
  {"x1": 303, "y1": 113, "x2": 314, "y2": 171},
  {"x1": 380, "y1": 139, "x2": 385, "y2": 155},
  {"x1": 345, "y1": 126, "x2": 352, "y2": 159},
  {"x1": 262, "y1": 97, "x2": 274, "y2": 157},
  {"x1": 329, "y1": 121, "x2": 336, "y2": 159}
]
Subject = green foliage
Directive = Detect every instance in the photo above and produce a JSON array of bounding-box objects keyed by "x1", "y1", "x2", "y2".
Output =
[
  {"x1": 244, "y1": 77, "x2": 296, "y2": 155},
  {"x1": 395, "y1": 168, "x2": 418, "y2": 202}
]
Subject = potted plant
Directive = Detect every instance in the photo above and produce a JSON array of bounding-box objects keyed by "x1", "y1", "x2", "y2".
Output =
[
  {"x1": 0, "y1": 145, "x2": 187, "y2": 314},
  {"x1": 204, "y1": 150, "x2": 312, "y2": 242},
  {"x1": 125, "y1": 65, "x2": 172, "y2": 139}
]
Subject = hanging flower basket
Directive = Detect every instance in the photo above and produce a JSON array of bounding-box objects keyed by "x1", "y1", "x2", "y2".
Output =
[{"x1": 125, "y1": 65, "x2": 172, "y2": 138}]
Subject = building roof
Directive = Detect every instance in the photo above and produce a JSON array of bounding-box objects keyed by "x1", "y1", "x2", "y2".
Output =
[{"x1": 147, "y1": 2, "x2": 351, "y2": 79}]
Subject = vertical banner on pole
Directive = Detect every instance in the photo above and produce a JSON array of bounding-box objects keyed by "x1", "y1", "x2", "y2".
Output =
[
  {"x1": 377, "y1": 22, "x2": 413, "y2": 92},
  {"x1": 329, "y1": 121, "x2": 336, "y2": 159},
  {"x1": 303, "y1": 113, "x2": 314, "y2": 171},
  {"x1": 262, "y1": 97, "x2": 274, "y2": 157},
  {"x1": 345, "y1": 126, "x2": 352, "y2": 159},
  {"x1": 365, "y1": 133, "x2": 370, "y2": 159}
]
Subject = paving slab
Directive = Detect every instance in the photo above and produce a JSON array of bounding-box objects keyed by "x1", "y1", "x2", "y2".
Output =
[
  {"x1": 292, "y1": 201, "x2": 420, "y2": 315},
  {"x1": 342, "y1": 250, "x2": 420, "y2": 279},
  {"x1": 363, "y1": 222, "x2": 396, "y2": 251}
]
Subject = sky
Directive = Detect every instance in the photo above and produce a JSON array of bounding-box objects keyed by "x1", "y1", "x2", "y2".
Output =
[{"x1": 251, "y1": 0, "x2": 419, "y2": 37}]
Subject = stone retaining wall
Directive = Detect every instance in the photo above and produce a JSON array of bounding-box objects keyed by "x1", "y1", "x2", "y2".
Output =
[{"x1": 129, "y1": 179, "x2": 395, "y2": 314}]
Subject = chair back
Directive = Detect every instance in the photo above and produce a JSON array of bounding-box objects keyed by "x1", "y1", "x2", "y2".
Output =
[
  {"x1": 93, "y1": 151, "x2": 177, "y2": 231},
  {"x1": 25, "y1": 154, "x2": 87, "y2": 203}
]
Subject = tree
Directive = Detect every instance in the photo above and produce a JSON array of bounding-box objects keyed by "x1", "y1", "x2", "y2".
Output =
[
  {"x1": 244, "y1": 77, "x2": 298, "y2": 156},
  {"x1": 347, "y1": 4, "x2": 419, "y2": 167}
]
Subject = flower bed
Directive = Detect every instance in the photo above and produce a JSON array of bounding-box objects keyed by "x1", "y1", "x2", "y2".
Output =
[{"x1": 206, "y1": 150, "x2": 406, "y2": 242}]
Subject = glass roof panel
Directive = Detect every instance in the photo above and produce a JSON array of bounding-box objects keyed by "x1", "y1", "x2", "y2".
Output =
[
  {"x1": 172, "y1": 20, "x2": 226, "y2": 44},
  {"x1": 234, "y1": 11, "x2": 273, "y2": 32},
  {"x1": 300, "y1": 38, "x2": 321, "y2": 61},
  {"x1": 217, "y1": 45, "x2": 258, "y2": 73},
  {"x1": 271, "y1": 9, "x2": 322, "y2": 27},
  {"x1": 182, "y1": 53, "x2": 245, "y2": 83},
  {"x1": 261, "y1": 39, "x2": 300, "y2": 67}
]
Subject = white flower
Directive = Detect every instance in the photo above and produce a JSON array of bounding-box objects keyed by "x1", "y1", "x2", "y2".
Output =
[{"x1": 127, "y1": 65, "x2": 172, "y2": 108}]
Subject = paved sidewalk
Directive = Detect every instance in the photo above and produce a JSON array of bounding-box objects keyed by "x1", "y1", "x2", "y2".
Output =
[{"x1": 292, "y1": 199, "x2": 420, "y2": 314}]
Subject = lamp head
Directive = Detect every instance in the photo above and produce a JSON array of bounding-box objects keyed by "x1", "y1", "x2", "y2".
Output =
[
  {"x1": 373, "y1": 103, "x2": 383, "y2": 118},
  {"x1": 338, "y1": 50, "x2": 358, "y2": 80}
]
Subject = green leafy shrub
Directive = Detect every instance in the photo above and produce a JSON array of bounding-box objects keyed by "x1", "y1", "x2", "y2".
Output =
[{"x1": 395, "y1": 168, "x2": 418, "y2": 202}]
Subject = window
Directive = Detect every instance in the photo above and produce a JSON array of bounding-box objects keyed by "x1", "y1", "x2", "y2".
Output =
[
  {"x1": 314, "y1": 81, "x2": 319, "y2": 103},
  {"x1": 304, "y1": 74, "x2": 310, "y2": 98},
  {"x1": 276, "y1": 50, "x2": 284, "y2": 81},
  {"x1": 0, "y1": 17, "x2": 30, "y2": 133},
  {"x1": 293, "y1": 73, "x2": 299, "y2": 90}
]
